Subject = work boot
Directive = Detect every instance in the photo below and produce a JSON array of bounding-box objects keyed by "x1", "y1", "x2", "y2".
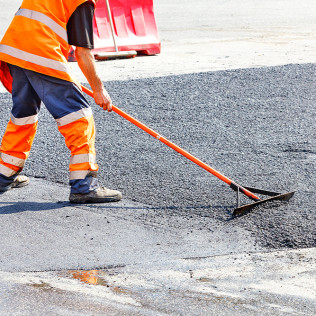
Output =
[
  {"x1": 0, "y1": 175, "x2": 30, "y2": 192},
  {"x1": 69, "y1": 186, "x2": 122, "y2": 204}
]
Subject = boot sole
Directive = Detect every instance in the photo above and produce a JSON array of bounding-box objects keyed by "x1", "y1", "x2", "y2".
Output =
[
  {"x1": 0, "y1": 179, "x2": 30, "y2": 192},
  {"x1": 69, "y1": 195, "x2": 122, "y2": 204}
]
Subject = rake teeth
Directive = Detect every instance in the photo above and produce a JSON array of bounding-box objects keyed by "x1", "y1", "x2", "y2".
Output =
[{"x1": 233, "y1": 190, "x2": 295, "y2": 217}]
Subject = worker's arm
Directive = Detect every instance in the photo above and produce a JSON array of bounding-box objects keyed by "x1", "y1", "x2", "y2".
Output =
[{"x1": 75, "y1": 46, "x2": 112, "y2": 112}]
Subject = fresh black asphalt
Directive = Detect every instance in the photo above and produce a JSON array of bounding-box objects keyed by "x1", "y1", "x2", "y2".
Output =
[{"x1": 0, "y1": 63, "x2": 315, "y2": 252}]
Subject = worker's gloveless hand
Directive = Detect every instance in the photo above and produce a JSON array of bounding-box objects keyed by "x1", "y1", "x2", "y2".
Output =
[
  {"x1": 74, "y1": 47, "x2": 112, "y2": 112},
  {"x1": 93, "y1": 88, "x2": 112, "y2": 112}
]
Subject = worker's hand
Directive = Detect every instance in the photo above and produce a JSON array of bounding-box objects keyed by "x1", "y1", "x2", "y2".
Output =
[
  {"x1": 75, "y1": 47, "x2": 111, "y2": 111},
  {"x1": 93, "y1": 88, "x2": 112, "y2": 112}
]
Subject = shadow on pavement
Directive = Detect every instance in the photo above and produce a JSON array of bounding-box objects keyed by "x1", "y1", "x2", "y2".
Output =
[
  {"x1": 0, "y1": 201, "x2": 68, "y2": 214},
  {"x1": 82, "y1": 203, "x2": 233, "y2": 211}
]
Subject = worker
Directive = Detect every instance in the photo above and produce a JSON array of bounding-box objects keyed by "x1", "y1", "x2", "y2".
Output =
[{"x1": 0, "y1": 0, "x2": 122, "y2": 203}]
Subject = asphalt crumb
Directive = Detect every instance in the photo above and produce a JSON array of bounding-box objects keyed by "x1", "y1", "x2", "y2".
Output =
[{"x1": 0, "y1": 63, "x2": 315, "y2": 250}]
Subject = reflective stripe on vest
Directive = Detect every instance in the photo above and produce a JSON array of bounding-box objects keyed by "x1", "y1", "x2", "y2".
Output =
[
  {"x1": 0, "y1": 164, "x2": 17, "y2": 177},
  {"x1": 70, "y1": 153, "x2": 97, "y2": 165},
  {"x1": 15, "y1": 8, "x2": 68, "y2": 42},
  {"x1": 56, "y1": 107, "x2": 93, "y2": 127},
  {"x1": 0, "y1": 153, "x2": 25, "y2": 168},
  {"x1": 0, "y1": 0, "x2": 94, "y2": 87},
  {"x1": 10, "y1": 113, "x2": 38, "y2": 126},
  {"x1": 70, "y1": 170, "x2": 90, "y2": 180},
  {"x1": 0, "y1": 45, "x2": 70, "y2": 73}
]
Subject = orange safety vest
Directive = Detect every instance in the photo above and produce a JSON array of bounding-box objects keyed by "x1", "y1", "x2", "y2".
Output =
[{"x1": 0, "y1": 0, "x2": 95, "y2": 93}]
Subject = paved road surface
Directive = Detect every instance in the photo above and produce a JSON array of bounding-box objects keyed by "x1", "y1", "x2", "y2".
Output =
[{"x1": 0, "y1": 0, "x2": 315, "y2": 315}]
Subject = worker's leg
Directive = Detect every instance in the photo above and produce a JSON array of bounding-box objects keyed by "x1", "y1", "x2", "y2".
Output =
[
  {"x1": 0, "y1": 64, "x2": 40, "y2": 190},
  {"x1": 23, "y1": 69, "x2": 121, "y2": 201}
]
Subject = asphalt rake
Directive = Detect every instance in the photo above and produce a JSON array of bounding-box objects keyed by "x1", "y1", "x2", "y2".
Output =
[{"x1": 82, "y1": 85, "x2": 294, "y2": 217}]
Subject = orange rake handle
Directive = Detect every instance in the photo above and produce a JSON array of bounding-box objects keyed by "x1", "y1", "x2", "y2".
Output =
[{"x1": 82, "y1": 85, "x2": 261, "y2": 202}]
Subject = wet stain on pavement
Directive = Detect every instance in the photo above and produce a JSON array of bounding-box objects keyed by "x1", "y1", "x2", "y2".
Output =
[
  {"x1": 63, "y1": 270, "x2": 131, "y2": 296},
  {"x1": 70, "y1": 270, "x2": 107, "y2": 286},
  {"x1": 29, "y1": 281, "x2": 54, "y2": 292}
]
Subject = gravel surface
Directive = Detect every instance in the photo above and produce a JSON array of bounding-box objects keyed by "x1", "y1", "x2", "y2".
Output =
[{"x1": 0, "y1": 63, "x2": 315, "y2": 251}]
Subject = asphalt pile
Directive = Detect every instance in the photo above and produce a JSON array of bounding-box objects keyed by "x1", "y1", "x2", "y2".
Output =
[{"x1": 0, "y1": 63, "x2": 315, "y2": 250}]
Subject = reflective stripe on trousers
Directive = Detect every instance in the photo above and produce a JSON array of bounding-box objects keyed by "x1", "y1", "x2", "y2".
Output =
[
  {"x1": 0, "y1": 117, "x2": 37, "y2": 177},
  {"x1": 0, "y1": 65, "x2": 98, "y2": 182},
  {"x1": 0, "y1": 112, "x2": 98, "y2": 180},
  {"x1": 58, "y1": 114, "x2": 98, "y2": 180}
]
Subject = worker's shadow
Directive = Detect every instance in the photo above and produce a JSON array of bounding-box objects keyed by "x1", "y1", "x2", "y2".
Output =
[
  {"x1": 85, "y1": 203, "x2": 234, "y2": 214},
  {"x1": 0, "y1": 201, "x2": 67, "y2": 214},
  {"x1": 0, "y1": 201, "x2": 236, "y2": 219}
]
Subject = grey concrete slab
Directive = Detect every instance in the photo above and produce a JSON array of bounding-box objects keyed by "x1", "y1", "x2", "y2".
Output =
[
  {"x1": 1, "y1": 248, "x2": 316, "y2": 315},
  {"x1": 1, "y1": 0, "x2": 316, "y2": 89},
  {"x1": 0, "y1": 177, "x2": 261, "y2": 272},
  {"x1": 76, "y1": 0, "x2": 316, "y2": 81}
]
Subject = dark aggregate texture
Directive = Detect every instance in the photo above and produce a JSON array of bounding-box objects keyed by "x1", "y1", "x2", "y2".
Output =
[{"x1": 0, "y1": 63, "x2": 315, "y2": 250}]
